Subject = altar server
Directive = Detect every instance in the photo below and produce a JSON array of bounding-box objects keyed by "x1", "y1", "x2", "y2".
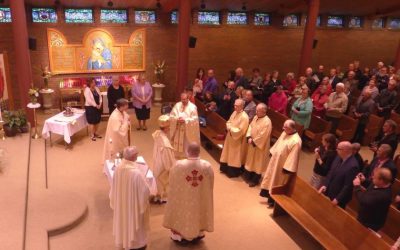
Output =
[
  {"x1": 110, "y1": 146, "x2": 150, "y2": 250},
  {"x1": 220, "y1": 98, "x2": 249, "y2": 178},
  {"x1": 151, "y1": 115, "x2": 176, "y2": 203},
  {"x1": 163, "y1": 142, "x2": 214, "y2": 243},
  {"x1": 170, "y1": 92, "x2": 200, "y2": 158},
  {"x1": 260, "y1": 119, "x2": 302, "y2": 207},
  {"x1": 103, "y1": 98, "x2": 130, "y2": 162},
  {"x1": 243, "y1": 103, "x2": 272, "y2": 187}
]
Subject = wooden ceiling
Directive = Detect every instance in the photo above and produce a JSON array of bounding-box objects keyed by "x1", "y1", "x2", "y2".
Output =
[{"x1": 2, "y1": 0, "x2": 400, "y2": 16}]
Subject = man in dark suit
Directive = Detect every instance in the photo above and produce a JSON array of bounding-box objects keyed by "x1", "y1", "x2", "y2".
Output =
[
  {"x1": 319, "y1": 141, "x2": 359, "y2": 208},
  {"x1": 370, "y1": 119, "x2": 398, "y2": 159},
  {"x1": 353, "y1": 167, "x2": 392, "y2": 232},
  {"x1": 329, "y1": 68, "x2": 341, "y2": 90},
  {"x1": 217, "y1": 80, "x2": 237, "y2": 120},
  {"x1": 359, "y1": 144, "x2": 397, "y2": 188}
]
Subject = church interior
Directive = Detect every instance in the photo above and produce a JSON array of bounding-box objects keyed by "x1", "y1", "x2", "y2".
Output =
[{"x1": 0, "y1": 0, "x2": 400, "y2": 249}]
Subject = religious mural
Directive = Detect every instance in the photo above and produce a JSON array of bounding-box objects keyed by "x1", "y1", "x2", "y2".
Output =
[{"x1": 47, "y1": 28, "x2": 146, "y2": 74}]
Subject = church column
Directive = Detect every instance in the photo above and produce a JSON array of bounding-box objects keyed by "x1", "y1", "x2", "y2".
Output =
[
  {"x1": 298, "y1": 0, "x2": 320, "y2": 76},
  {"x1": 176, "y1": 0, "x2": 191, "y2": 99},
  {"x1": 10, "y1": 0, "x2": 34, "y2": 123},
  {"x1": 394, "y1": 40, "x2": 400, "y2": 70}
]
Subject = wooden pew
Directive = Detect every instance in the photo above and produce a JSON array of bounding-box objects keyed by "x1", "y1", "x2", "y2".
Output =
[
  {"x1": 303, "y1": 115, "x2": 332, "y2": 149},
  {"x1": 195, "y1": 98, "x2": 227, "y2": 148},
  {"x1": 346, "y1": 180, "x2": 400, "y2": 244},
  {"x1": 271, "y1": 176, "x2": 390, "y2": 250},
  {"x1": 266, "y1": 108, "x2": 304, "y2": 140},
  {"x1": 336, "y1": 114, "x2": 358, "y2": 142},
  {"x1": 390, "y1": 112, "x2": 400, "y2": 135},
  {"x1": 362, "y1": 114, "x2": 384, "y2": 146}
]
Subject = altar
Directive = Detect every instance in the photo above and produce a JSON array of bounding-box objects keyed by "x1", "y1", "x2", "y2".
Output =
[{"x1": 104, "y1": 157, "x2": 157, "y2": 196}]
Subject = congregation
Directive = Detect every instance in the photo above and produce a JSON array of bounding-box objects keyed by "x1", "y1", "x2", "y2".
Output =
[{"x1": 189, "y1": 61, "x2": 400, "y2": 249}]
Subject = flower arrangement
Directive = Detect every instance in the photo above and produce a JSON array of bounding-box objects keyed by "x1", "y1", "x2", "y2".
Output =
[
  {"x1": 28, "y1": 87, "x2": 39, "y2": 104},
  {"x1": 34, "y1": 65, "x2": 53, "y2": 89},
  {"x1": 153, "y1": 60, "x2": 166, "y2": 83}
]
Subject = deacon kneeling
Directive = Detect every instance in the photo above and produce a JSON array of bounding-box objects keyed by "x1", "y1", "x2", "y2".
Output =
[
  {"x1": 110, "y1": 146, "x2": 150, "y2": 250},
  {"x1": 170, "y1": 92, "x2": 200, "y2": 158},
  {"x1": 103, "y1": 98, "x2": 131, "y2": 162},
  {"x1": 220, "y1": 99, "x2": 249, "y2": 178},
  {"x1": 151, "y1": 115, "x2": 176, "y2": 203},
  {"x1": 243, "y1": 103, "x2": 272, "y2": 187},
  {"x1": 260, "y1": 120, "x2": 302, "y2": 207},
  {"x1": 163, "y1": 142, "x2": 214, "y2": 244}
]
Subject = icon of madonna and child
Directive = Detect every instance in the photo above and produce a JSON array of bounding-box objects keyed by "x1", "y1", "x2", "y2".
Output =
[{"x1": 87, "y1": 37, "x2": 113, "y2": 70}]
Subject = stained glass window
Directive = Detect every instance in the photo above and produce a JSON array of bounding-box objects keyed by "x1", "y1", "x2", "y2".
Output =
[
  {"x1": 32, "y1": 8, "x2": 57, "y2": 23},
  {"x1": 171, "y1": 11, "x2": 178, "y2": 24},
  {"x1": 198, "y1": 11, "x2": 220, "y2": 25},
  {"x1": 304, "y1": 15, "x2": 321, "y2": 26},
  {"x1": 349, "y1": 17, "x2": 362, "y2": 28},
  {"x1": 135, "y1": 10, "x2": 156, "y2": 24},
  {"x1": 388, "y1": 18, "x2": 400, "y2": 29},
  {"x1": 0, "y1": 7, "x2": 11, "y2": 23},
  {"x1": 372, "y1": 18, "x2": 384, "y2": 29},
  {"x1": 227, "y1": 12, "x2": 247, "y2": 25},
  {"x1": 254, "y1": 13, "x2": 270, "y2": 26},
  {"x1": 100, "y1": 9, "x2": 128, "y2": 23},
  {"x1": 283, "y1": 14, "x2": 299, "y2": 27},
  {"x1": 65, "y1": 9, "x2": 93, "y2": 23},
  {"x1": 327, "y1": 16, "x2": 343, "y2": 27}
]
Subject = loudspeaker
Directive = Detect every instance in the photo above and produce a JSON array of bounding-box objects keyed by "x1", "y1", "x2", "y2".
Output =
[
  {"x1": 189, "y1": 36, "x2": 197, "y2": 48},
  {"x1": 29, "y1": 38, "x2": 37, "y2": 51},
  {"x1": 312, "y1": 39, "x2": 318, "y2": 49}
]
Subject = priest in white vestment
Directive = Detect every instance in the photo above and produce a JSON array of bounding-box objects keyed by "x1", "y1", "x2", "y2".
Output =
[
  {"x1": 163, "y1": 142, "x2": 214, "y2": 243},
  {"x1": 220, "y1": 99, "x2": 249, "y2": 178},
  {"x1": 170, "y1": 92, "x2": 200, "y2": 158},
  {"x1": 110, "y1": 146, "x2": 150, "y2": 250},
  {"x1": 243, "y1": 103, "x2": 272, "y2": 187},
  {"x1": 103, "y1": 99, "x2": 131, "y2": 163},
  {"x1": 260, "y1": 119, "x2": 302, "y2": 207},
  {"x1": 151, "y1": 115, "x2": 176, "y2": 203}
]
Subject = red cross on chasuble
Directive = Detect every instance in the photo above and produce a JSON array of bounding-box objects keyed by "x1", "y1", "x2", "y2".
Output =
[{"x1": 186, "y1": 169, "x2": 203, "y2": 187}]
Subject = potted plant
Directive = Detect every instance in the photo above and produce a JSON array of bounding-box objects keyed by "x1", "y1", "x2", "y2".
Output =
[
  {"x1": 16, "y1": 110, "x2": 28, "y2": 133},
  {"x1": 2, "y1": 110, "x2": 28, "y2": 136},
  {"x1": 3, "y1": 110, "x2": 19, "y2": 137}
]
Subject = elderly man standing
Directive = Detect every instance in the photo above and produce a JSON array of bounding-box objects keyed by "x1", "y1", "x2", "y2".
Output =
[
  {"x1": 170, "y1": 92, "x2": 200, "y2": 158},
  {"x1": 260, "y1": 120, "x2": 302, "y2": 207},
  {"x1": 220, "y1": 99, "x2": 249, "y2": 178},
  {"x1": 103, "y1": 98, "x2": 131, "y2": 162},
  {"x1": 243, "y1": 90, "x2": 257, "y2": 120},
  {"x1": 243, "y1": 103, "x2": 272, "y2": 187},
  {"x1": 324, "y1": 82, "x2": 348, "y2": 133},
  {"x1": 319, "y1": 141, "x2": 359, "y2": 208},
  {"x1": 235, "y1": 67, "x2": 249, "y2": 89},
  {"x1": 352, "y1": 90, "x2": 375, "y2": 143},
  {"x1": 202, "y1": 69, "x2": 218, "y2": 96},
  {"x1": 110, "y1": 146, "x2": 150, "y2": 250},
  {"x1": 353, "y1": 168, "x2": 392, "y2": 232},
  {"x1": 359, "y1": 144, "x2": 397, "y2": 188},
  {"x1": 152, "y1": 115, "x2": 176, "y2": 204},
  {"x1": 164, "y1": 143, "x2": 214, "y2": 244}
]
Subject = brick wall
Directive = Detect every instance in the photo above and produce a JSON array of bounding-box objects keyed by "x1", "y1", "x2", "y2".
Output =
[{"x1": 0, "y1": 11, "x2": 399, "y2": 107}]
